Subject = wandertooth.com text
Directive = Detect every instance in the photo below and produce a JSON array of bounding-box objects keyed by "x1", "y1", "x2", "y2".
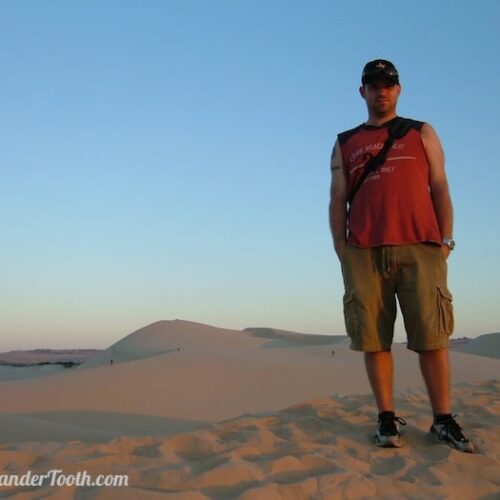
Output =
[{"x1": 0, "y1": 470, "x2": 129, "y2": 488}]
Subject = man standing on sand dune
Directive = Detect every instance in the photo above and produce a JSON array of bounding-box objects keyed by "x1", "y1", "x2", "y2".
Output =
[{"x1": 329, "y1": 59, "x2": 474, "y2": 452}]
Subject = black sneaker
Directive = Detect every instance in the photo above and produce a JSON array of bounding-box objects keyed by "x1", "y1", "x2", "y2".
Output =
[
  {"x1": 429, "y1": 414, "x2": 475, "y2": 453},
  {"x1": 374, "y1": 412, "x2": 406, "y2": 448}
]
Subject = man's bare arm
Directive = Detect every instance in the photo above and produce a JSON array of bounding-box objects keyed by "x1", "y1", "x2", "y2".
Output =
[
  {"x1": 329, "y1": 139, "x2": 348, "y2": 261},
  {"x1": 421, "y1": 123, "x2": 454, "y2": 257}
]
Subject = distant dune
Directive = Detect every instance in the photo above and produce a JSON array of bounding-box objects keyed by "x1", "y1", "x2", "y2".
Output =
[
  {"x1": 1, "y1": 319, "x2": 498, "y2": 423},
  {"x1": 82, "y1": 320, "x2": 344, "y2": 368},
  {"x1": 244, "y1": 327, "x2": 347, "y2": 348},
  {"x1": 82, "y1": 319, "x2": 270, "y2": 367},
  {"x1": 450, "y1": 332, "x2": 500, "y2": 359},
  {"x1": 0, "y1": 319, "x2": 359, "y2": 423}
]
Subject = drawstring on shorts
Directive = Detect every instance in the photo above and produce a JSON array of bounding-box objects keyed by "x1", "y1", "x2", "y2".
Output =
[{"x1": 380, "y1": 246, "x2": 396, "y2": 279}]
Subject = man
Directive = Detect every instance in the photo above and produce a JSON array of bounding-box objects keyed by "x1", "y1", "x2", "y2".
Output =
[{"x1": 329, "y1": 59, "x2": 474, "y2": 452}]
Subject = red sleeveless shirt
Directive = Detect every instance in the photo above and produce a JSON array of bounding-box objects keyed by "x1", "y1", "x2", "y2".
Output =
[{"x1": 338, "y1": 117, "x2": 441, "y2": 248}]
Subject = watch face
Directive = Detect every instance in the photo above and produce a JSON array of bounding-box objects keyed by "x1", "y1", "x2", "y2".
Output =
[{"x1": 444, "y1": 239, "x2": 455, "y2": 250}]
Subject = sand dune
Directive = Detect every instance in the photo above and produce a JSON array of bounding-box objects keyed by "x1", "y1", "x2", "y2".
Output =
[
  {"x1": 2, "y1": 321, "x2": 498, "y2": 423},
  {"x1": 451, "y1": 332, "x2": 500, "y2": 359},
  {"x1": 0, "y1": 320, "x2": 499, "y2": 498},
  {"x1": 244, "y1": 327, "x2": 347, "y2": 349},
  {"x1": 82, "y1": 320, "x2": 269, "y2": 367}
]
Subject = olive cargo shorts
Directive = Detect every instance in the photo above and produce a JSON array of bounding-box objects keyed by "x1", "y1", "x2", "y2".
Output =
[{"x1": 341, "y1": 243, "x2": 454, "y2": 352}]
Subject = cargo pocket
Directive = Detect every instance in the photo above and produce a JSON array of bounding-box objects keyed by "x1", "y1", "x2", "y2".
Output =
[
  {"x1": 437, "y1": 285, "x2": 454, "y2": 336},
  {"x1": 343, "y1": 290, "x2": 359, "y2": 340}
]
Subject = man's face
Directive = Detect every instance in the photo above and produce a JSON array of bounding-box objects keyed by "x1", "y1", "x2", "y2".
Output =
[{"x1": 359, "y1": 80, "x2": 401, "y2": 117}]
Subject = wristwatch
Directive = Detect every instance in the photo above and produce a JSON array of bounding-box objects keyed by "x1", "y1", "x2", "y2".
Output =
[{"x1": 442, "y1": 238, "x2": 455, "y2": 250}]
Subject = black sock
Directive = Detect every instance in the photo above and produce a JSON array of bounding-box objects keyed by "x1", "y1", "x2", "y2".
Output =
[
  {"x1": 378, "y1": 411, "x2": 395, "y2": 421},
  {"x1": 434, "y1": 413, "x2": 452, "y2": 424}
]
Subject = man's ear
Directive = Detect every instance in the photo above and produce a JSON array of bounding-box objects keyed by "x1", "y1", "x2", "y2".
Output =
[{"x1": 359, "y1": 85, "x2": 365, "y2": 99}]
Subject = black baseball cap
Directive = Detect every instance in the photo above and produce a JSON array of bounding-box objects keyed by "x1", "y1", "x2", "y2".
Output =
[{"x1": 362, "y1": 59, "x2": 400, "y2": 85}]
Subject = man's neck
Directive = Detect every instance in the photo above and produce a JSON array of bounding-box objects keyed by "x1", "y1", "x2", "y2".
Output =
[{"x1": 365, "y1": 112, "x2": 398, "y2": 127}]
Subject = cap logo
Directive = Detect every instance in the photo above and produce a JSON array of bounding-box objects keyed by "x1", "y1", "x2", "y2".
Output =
[{"x1": 362, "y1": 60, "x2": 399, "y2": 84}]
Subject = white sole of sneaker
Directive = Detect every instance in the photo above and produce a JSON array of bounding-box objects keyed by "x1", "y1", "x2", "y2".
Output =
[
  {"x1": 428, "y1": 431, "x2": 475, "y2": 453},
  {"x1": 374, "y1": 435, "x2": 403, "y2": 448}
]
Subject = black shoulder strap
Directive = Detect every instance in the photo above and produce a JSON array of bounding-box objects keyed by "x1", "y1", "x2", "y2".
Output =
[{"x1": 347, "y1": 118, "x2": 415, "y2": 206}]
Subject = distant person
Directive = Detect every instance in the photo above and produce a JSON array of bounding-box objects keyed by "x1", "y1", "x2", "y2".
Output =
[{"x1": 329, "y1": 59, "x2": 473, "y2": 452}]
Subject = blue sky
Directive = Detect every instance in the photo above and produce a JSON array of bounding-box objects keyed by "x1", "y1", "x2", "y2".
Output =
[{"x1": 1, "y1": 0, "x2": 499, "y2": 349}]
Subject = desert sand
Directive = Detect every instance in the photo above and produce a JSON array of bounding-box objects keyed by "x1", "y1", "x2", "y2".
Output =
[{"x1": 0, "y1": 320, "x2": 499, "y2": 499}]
